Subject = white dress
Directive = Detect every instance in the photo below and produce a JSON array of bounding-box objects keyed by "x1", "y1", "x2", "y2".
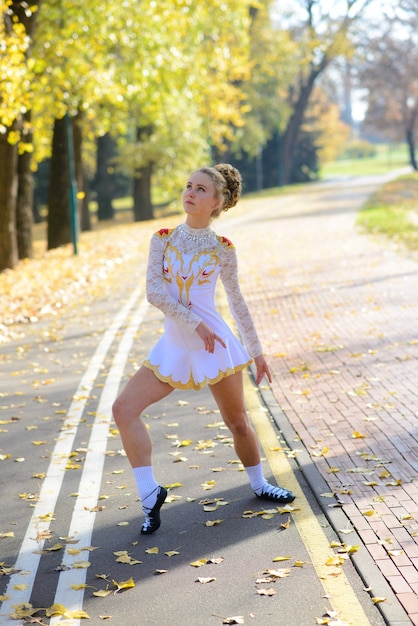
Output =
[{"x1": 143, "y1": 223, "x2": 263, "y2": 390}]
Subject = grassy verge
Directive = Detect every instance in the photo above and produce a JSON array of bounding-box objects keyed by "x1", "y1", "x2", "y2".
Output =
[
  {"x1": 356, "y1": 172, "x2": 418, "y2": 254},
  {"x1": 320, "y1": 144, "x2": 409, "y2": 178}
]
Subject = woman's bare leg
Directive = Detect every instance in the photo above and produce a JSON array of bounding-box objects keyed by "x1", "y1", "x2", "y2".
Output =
[
  {"x1": 112, "y1": 365, "x2": 174, "y2": 467},
  {"x1": 112, "y1": 366, "x2": 174, "y2": 534},
  {"x1": 210, "y1": 371, "x2": 295, "y2": 504},
  {"x1": 209, "y1": 371, "x2": 261, "y2": 466}
]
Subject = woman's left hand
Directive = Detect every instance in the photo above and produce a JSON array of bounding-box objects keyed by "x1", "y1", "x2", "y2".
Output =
[{"x1": 253, "y1": 355, "x2": 272, "y2": 385}]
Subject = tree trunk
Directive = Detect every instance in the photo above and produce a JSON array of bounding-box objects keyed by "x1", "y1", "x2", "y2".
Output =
[
  {"x1": 16, "y1": 113, "x2": 34, "y2": 259},
  {"x1": 406, "y1": 114, "x2": 418, "y2": 171},
  {"x1": 47, "y1": 117, "x2": 71, "y2": 249},
  {"x1": 0, "y1": 124, "x2": 19, "y2": 270},
  {"x1": 73, "y1": 110, "x2": 91, "y2": 231},
  {"x1": 96, "y1": 133, "x2": 115, "y2": 221},
  {"x1": 280, "y1": 67, "x2": 322, "y2": 185},
  {"x1": 133, "y1": 163, "x2": 153, "y2": 221},
  {"x1": 132, "y1": 125, "x2": 154, "y2": 221}
]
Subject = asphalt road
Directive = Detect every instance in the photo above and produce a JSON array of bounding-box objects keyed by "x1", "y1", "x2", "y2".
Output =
[{"x1": 0, "y1": 173, "x2": 407, "y2": 626}]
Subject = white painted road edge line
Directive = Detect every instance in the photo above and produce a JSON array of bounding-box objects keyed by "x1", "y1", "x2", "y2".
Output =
[
  {"x1": 0, "y1": 286, "x2": 143, "y2": 624},
  {"x1": 49, "y1": 296, "x2": 149, "y2": 625}
]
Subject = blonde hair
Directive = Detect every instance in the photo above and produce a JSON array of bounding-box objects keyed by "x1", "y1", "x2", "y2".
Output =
[{"x1": 195, "y1": 163, "x2": 242, "y2": 219}]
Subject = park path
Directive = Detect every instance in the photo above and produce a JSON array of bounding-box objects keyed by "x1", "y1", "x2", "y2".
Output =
[
  {"x1": 1, "y1": 171, "x2": 417, "y2": 626},
  {"x1": 221, "y1": 173, "x2": 418, "y2": 625}
]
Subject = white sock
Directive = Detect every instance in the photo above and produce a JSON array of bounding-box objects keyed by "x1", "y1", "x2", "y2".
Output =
[
  {"x1": 245, "y1": 462, "x2": 267, "y2": 494},
  {"x1": 133, "y1": 466, "x2": 159, "y2": 510}
]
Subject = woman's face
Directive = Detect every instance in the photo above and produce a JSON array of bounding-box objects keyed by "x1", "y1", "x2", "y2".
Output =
[{"x1": 182, "y1": 172, "x2": 221, "y2": 224}]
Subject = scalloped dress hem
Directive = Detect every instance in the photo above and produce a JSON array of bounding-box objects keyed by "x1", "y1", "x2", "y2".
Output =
[{"x1": 143, "y1": 359, "x2": 252, "y2": 391}]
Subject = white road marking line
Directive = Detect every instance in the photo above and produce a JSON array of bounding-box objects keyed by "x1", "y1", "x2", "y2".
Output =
[
  {"x1": 48, "y1": 296, "x2": 149, "y2": 625},
  {"x1": 0, "y1": 287, "x2": 143, "y2": 624}
]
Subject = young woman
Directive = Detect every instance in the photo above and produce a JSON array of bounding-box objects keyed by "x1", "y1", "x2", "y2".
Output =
[{"x1": 112, "y1": 163, "x2": 295, "y2": 535}]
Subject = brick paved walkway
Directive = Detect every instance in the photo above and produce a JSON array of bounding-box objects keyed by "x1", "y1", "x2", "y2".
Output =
[{"x1": 225, "y1": 176, "x2": 418, "y2": 625}]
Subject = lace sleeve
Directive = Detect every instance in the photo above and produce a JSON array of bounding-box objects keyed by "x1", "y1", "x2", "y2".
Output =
[
  {"x1": 219, "y1": 244, "x2": 263, "y2": 358},
  {"x1": 146, "y1": 232, "x2": 202, "y2": 333}
]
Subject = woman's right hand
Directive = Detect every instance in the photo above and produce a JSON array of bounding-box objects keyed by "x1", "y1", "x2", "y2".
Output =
[{"x1": 196, "y1": 322, "x2": 226, "y2": 353}]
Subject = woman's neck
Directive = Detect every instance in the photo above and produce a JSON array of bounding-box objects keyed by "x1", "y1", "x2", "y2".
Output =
[{"x1": 185, "y1": 217, "x2": 211, "y2": 229}]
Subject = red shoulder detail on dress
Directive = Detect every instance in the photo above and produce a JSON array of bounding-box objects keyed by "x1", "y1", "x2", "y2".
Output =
[
  {"x1": 156, "y1": 228, "x2": 172, "y2": 237},
  {"x1": 219, "y1": 235, "x2": 234, "y2": 248}
]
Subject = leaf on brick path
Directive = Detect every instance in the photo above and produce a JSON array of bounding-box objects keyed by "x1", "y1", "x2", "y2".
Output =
[
  {"x1": 327, "y1": 466, "x2": 341, "y2": 474},
  {"x1": 113, "y1": 577, "x2": 135, "y2": 593},
  {"x1": 352, "y1": 431, "x2": 366, "y2": 439},
  {"x1": 190, "y1": 558, "x2": 208, "y2": 567},
  {"x1": 145, "y1": 546, "x2": 159, "y2": 554},
  {"x1": 311, "y1": 446, "x2": 329, "y2": 457},
  {"x1": 196, "y1": 576, "x2": 216, "y2": 584},
  {"x1": 386, "y1": 479, "x2": 402, "y2": 486},
  {"x1": 205, "y1": 519, "x2": 223, "y2": 527},
  {"x1": 363, "y1": 481, "x2": 378, "y2": 486},
  {"x1": 256, "y1": 588, "x2": 277, "y2": 596},
  {"x1": 362, "y1": 509, "x2": 377, "y2": 517},
  {"x1": 379, "y1": 468, "x2": 391, "y2": 478},
  {"x1": 400, "y1": 514, "x2": 412, "y2": 520}
]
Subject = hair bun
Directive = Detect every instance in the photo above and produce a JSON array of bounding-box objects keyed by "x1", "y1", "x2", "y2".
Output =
[{"x1": 214, "y1": 163, "x2": 242, "y2": 209}]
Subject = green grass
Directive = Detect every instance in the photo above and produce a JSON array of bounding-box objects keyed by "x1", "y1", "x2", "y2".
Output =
[
  {"x1": 320, "y1": 144, "x2": 409, "y2": 178},
  {"x1": 357, "y1": 172, "x2": 418, "y2": 254}
]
